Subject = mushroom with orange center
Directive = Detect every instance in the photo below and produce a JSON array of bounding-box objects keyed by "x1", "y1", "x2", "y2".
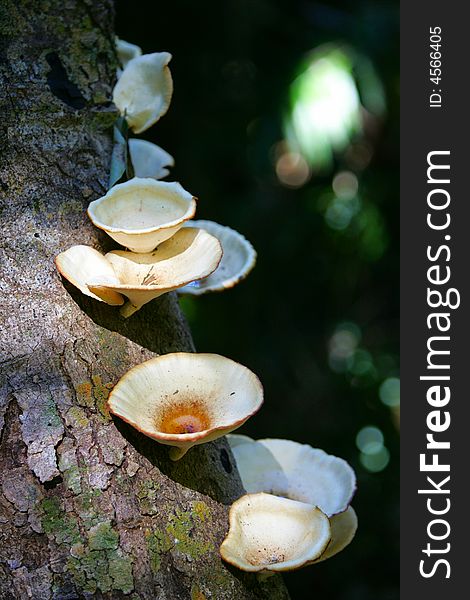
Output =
[
  {"x1": 107, "y1": 353, "x2": 264, "y2": 460},
  {"x1": 220, "y1": 493, "x2": 331, "y2": 573},
  {"x1": 113, "y1": 52, "x2": 173, "y2": 133},
  {"x1": 178, "y1": 220, "x2": 256, "y2": 295},
  {"x1": 87, "y1": 177, "x2": 196, "y2": 253},
  {"x1": 227, "y1": 435, "x2": 356, "y2": 517}
]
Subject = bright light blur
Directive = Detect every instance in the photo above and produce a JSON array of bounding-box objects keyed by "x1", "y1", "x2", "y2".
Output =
[
  {"x1": 284, "y1": 45, "x2": 385, "y2": 172},
  {"x1": 285, "y1": 47, "x2": 361, "y2": 170}
]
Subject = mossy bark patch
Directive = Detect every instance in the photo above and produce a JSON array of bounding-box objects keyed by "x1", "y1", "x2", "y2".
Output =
[
  {"x1": 40, "y1": 498, "x2": 82, "y2": 545},
  {"x1": 88, "y1": 520, "x2": 119, "y2": 551}
]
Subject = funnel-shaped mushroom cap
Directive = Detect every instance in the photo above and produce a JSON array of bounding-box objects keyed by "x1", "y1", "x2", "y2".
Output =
[
  {"x1": 179, "y1": 220, "x2": 256, "y2": 295},
  {"x1": 220, "y1": 493, "x2": 330, "y2": 573},
  {"x1": 116, "y1": 38, "x2": 142, "y2": 72},
  {"x1": 129, "y1": 139, "x2": 174, "y2": 180},
  {"x1": 88, "y1": 228, "x2": 222, "y2": 317},
  {"x1": 87, "y1": 178, "x2": 196, "y2": 253},
  {"x1": 108, "y1": 353, "x2": 264, "y2": 460},
  {"x1": 313, "y1": 506, "x2": 358, "y2": 563},
  {"x1": 55, "y1": 245, "x2": 124, "y2": 306},
  {"x1": 113, "y1": 52, "x2": 173, "y2": 133},
  {"x1": 227, "y1": 436, "x2": 356, "y2": 517}
]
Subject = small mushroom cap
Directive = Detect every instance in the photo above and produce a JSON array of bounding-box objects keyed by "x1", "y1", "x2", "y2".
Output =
[
  {"x1": 87, "y1": 178, "x2": 196, "y2": 253},
  {"x1": 87, "y1": 228, "x2": 222, "y2": 313},
  {"x1": 179, "y1": 220, "x2": 256, "y2": 295},
  {"x1": 55, "y1": 245, "x2": 124, "y2": 306},
  {"x1": 220, "y1": 493, "x2": 331, "y2": 573},
  {"x1": 128, "y1": 139, "x2": 174, "y2": 180},
  {"x1": 108, "y1": 353, "x2": 264, "y2": 458},
  {"x1": 227, "y1": 436, "x2": 356, "y2": 517},
  {"x1": 116, "y1": 38, "x2": 142, "y2": 72},
  {"x1": 313, "y1": 506, "x2": 358, "y2": 563},
  {"x1": 113, "y1": 52, "x2": 173, "y2": 133}
]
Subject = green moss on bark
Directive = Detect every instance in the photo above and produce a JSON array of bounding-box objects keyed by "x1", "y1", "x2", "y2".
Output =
[{"x1": 40, "y1": 498, "x2": 82, "y2": 545}]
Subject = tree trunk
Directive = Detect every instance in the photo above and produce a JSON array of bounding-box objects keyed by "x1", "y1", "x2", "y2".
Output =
[{"x1": 0, "y1": 2, "x2": 289, "y2": 598}]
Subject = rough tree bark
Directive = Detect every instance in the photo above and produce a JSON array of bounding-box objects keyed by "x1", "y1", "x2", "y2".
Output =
[{"x1": 0, "y1": 2, "x2": 290, "y2": 598}]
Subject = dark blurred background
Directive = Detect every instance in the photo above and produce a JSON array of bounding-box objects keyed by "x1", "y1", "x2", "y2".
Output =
[{"x1": 116, "y1": 1, "x2": 399, "y2": 598}]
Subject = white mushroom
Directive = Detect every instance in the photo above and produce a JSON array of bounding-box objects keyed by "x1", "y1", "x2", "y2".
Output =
[
  {"x1": 87, "y1": 178, "x2": 196, "y2": 253},
  {"x1": 128, "y1": 139, "x2": 174, "y2": 180},
  {"x1": 107, "y1": 353, "x2": 264, "y2": 460},
  {"x1": 227, "y1": 436, "x2": 356, "y2": 517},
  {"x1": 88, "y1": 227, "x2": 222, "y2": 317},
  {"x1": 54, "y1": 245, "x2": 124, "y2": 306},
  {"x1": 220, "y1": 493, "x2": 331, "y2": 573},
  {"x1": 113, "y1": 52, "x2": 173, "y2": 133},
  {"x1": 115, "y1": 38, "x2": 142, "y2": 74},
  {"x1": 179, "y1": 220, "x2": 256, "y2": 295},
  {"x1": 312, "y1": 506, "x2": 358, "y2": 563}
]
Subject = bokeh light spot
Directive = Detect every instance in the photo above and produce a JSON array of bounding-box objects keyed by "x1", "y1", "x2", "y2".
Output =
[
  {"x1": 345, "y1": 141, "x2": 374, "y2": 171},
  {"x1": 360, "y1": 446, "x2": 390, "y2": 473},
  {"x1": 332, "y1": 171, "x2": 359, "y2": 200},
  {"x1": 328, "y1": 322, "x2": 361, "y2": 372},
  {"x1": 379, "y1": 377, "x2": 400, "y2": 407},
  {"x1": 349, "y1": 349, "x2": 374, "y2": 376},
  {"x1": 325, "y1": 196, "x2": 360, "y2": 230},
  {"x1": 275, "y1": 151, "x2": 311, "y2": 188},
  {"x1": 356, "y1": 425, "x2": 383, "y2": 454}
]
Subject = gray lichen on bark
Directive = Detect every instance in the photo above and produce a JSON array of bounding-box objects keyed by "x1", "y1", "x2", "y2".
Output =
[{"x1": 0, "y1": 1, "x2": 290, "y2": 598}]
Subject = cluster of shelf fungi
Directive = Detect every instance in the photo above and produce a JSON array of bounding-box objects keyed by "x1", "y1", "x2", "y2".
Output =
[{"x1": 55, "y1": 38, "x2": 358, "y2": 575}]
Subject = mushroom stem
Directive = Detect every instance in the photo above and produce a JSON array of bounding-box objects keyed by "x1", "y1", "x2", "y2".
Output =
[
  {"x1": 169, "y1": 446, "x2": 190, "y2": 461},
  {"x1": 120, "y1": 301, "x2": 141, "y2": 318}
]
